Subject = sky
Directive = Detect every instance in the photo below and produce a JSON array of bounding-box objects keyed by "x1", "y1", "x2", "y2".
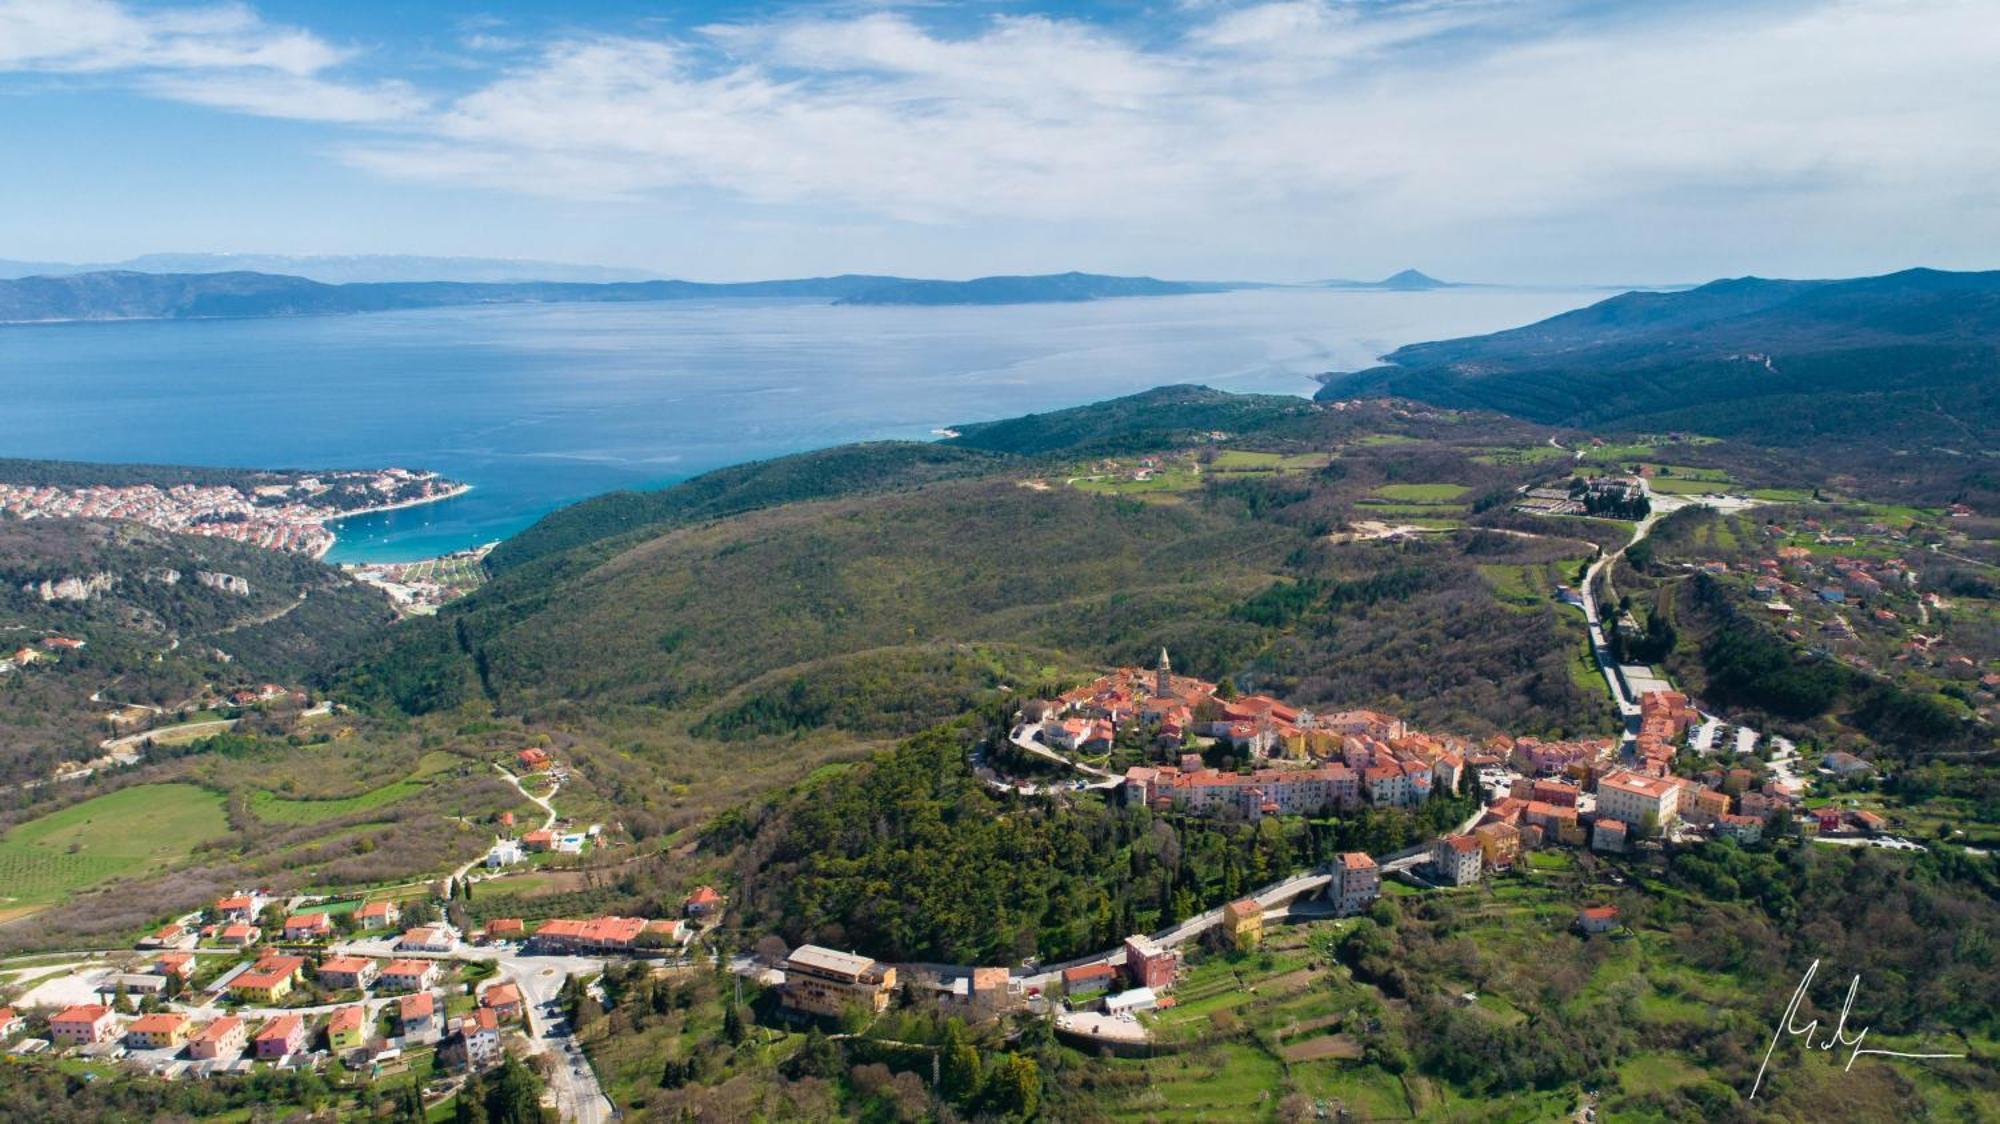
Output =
[{"x1": 0, "y1": 0, "x2": 1995, "y2": 284}]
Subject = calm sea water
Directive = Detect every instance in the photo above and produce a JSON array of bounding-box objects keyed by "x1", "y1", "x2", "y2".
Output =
[{"x1": 0, "y1": 287, "x2": 1603, "y2": 562}]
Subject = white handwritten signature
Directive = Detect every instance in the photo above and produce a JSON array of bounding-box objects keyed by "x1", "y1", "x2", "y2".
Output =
[{"x1": 1750, "y1": 958, "x2": 1966, "y2": 1100}]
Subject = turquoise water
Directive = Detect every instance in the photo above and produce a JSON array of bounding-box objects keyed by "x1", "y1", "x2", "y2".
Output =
[{"x1": 0, "y1": 287, "x2": 1600, "y2": 562}]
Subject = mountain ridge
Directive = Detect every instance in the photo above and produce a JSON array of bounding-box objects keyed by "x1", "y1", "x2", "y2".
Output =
[{"x1": 1314, "y1": 266, "x2": 2000, "y2": 447}]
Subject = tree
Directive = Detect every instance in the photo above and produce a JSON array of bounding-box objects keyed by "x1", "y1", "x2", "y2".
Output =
[
  {"x1": 985, "y1": 1053, "x2": 1041, "y2": 1119},
  {"x1": 790, "y1": 1027, "x2": 841, "y2": 1080},
  {"x1": 722, "y1": 1001, "x2": 747, "y2": 1044},
  {"x1": 940, "y1": 1019, "x2": 981, "y2": 1103}
]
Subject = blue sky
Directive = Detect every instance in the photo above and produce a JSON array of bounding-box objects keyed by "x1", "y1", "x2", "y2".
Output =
[{"x1": 1, "y1": 0, "x2": 1994, "y2": 282}]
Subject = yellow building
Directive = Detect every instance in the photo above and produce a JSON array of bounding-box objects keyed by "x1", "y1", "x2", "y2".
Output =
[
  {"x1": 1473, "y1": 821, "x2": 1521, "y2": 870},
  {"x1": 781, "y1": 945, "x2": 897, "y2": 1018},
  {"x1": 326, "y1": 1005, "x2": 367, "y2": 1052},
  {"x1": 124, "y1": 1013, "x2": 189, "y2": 1050},
  {"x1": 1222, "y1": 898, "x2": 1263, "y2": 950},
  {"x1": 228, "y1": 966, "x2": 296, "y2": 1005}
]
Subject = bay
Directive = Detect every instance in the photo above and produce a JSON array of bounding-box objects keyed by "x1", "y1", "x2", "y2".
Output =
[{"x1": 0, "y1": 286, "x2": 1603, "y2": 562}]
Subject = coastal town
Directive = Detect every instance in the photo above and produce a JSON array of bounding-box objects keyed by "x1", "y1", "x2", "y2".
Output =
[{"x1": 0, "y1": 468, "x2": 465, "y2": 559}]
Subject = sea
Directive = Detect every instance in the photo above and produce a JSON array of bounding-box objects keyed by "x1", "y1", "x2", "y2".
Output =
[{"x1": 0, "y1": 286, "x2": 1605, "y2": 562}]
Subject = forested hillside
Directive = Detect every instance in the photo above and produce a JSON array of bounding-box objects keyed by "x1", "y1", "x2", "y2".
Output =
[
  {"x1": 0, "y1": 518, "x2": 392, "y2": 783},
  {"x1": 340, "y1": 390, "x2": 1616, "y2": 838},
  {"x1": 1316, "y1": 268, "x2": 2000, "y2": 450}
]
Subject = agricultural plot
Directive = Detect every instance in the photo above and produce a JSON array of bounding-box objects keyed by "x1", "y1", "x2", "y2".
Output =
[
  {"x1": 1372, "y1": 483, "x2": 1470, "y2": 502},
  {"x1": 245, "y1": 750, "x2": 462, "y2": 825},
  {"x1": 0, "y1": 783, "x2": 229, "y2": 908}
]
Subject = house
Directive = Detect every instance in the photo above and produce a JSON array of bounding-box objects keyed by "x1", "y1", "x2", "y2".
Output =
[
  {"x1": 397, "y1": 926, "x2": 457, "y2": 953},
  {"x1": 1332, "y1": 852, "x2": 1381, "y2": 915},
  {"x1": 215, "y1": 895, "x2": 261, "y2": 922},
  {"x1": 254, "y1": 1015, "x2": 305, "y2": 1060},
  {"x1": 1851, "y1": 809, "x2": 1889, "y2": 835},
  {"x1": 153, "y1": 951, "x2": 197, "y2": 980},
  {"x1": 485, "y1": 840, "x2": 524, "y2": 869},
  {"x1": 1061, "y1": 962, "x2": 1116, "y2": 997},
  {"x1": 1596, "y1": 771, "x2": 1681, "y2": 832},
  {"x1": 1222, "y1": 898, "x2": 1263, "y2": 950},
  {"x1": 397, "y1": 991, "x2": 439, "y2": 1043},
  {"x1": 442, "y1": 1008, "x2": 503, "y2": 1070},
  {"x1": 1821, "y1": 752, "x2": 1876, "y2": 778},
  {"x1": 1686, "y1": 787, "x2": 1731, "y2": 824},
  {"x1": 1576, "y1": 906, "x2": 1620, "y2": 935},
  {"x1": 521, "y1": 829, "x2": 555, "y2": 852},
  {"x1": 1474, "y1": 822, "x2": 1522, "y2": 869},
  {"x1": 683, "y1": 885, "x2": 724, "y2": 918},
  {"x1": 485, "y1": 918, "x2": 526, "y2": 941},
  {"x1": 124, "y1": 1012, "x2": 189, "y2": 1051},
  {"x1": 0, "y1": 1008, "x2": 21, "y2": 1040},
  {"x1": 326, "y1": 1005, "x2": 368, "y2": 1052},
  {"x1": 517, "y1": 747, "x2": 551, "y2": 772},
  {"x1": 281, "y1": 912, "x2": 333, "y2": 941},
  {"x1": 781, "y1": 945, "x2": 899, "y2": 1017},
  {"x1": 229, "y1": 957, "x2": 304, "y2": 1005},
  {"x1": 1530, "y1": 779, "x2": 1580, "y2": 808},
  {"x1": 217, "y1": 923, "x2": 261, "y2": 948},
  {"x1": 1431, "y1": 834, "x2": 1484, "y2": 886},
  {"x1": 188, "y1": 1017, "x2": 246, "y2": 1060},
  {"x1": 1715, "y1": 813, "x2": 1764, "y2": 844},
  {"x1": 1591, "y1": 818, "x2": 1628, "y2": 853},
  {"x1": 1123, "y1": 934, "x2": 1180, "y2": 990},
  {"x1": 317, "y1": 956, "x2": 379, "y2": 991},
  {"x1": 530, "y1": 915, "x2": 658, "y2": 954},
  {"x1": 479, "y1": 982, "x2": 524, "y2": 1022},
  {"x1": 50, "y1": 1004, "x2": 118, "y2": 1047},
  {"x1": 355, "y1": 900, "x2": 400, "y2": 929},
  {"x1": 379, "y1": 959, "x2": 440, "y2": 993},
  {"x1": 141, "y1": 922, "x2": 194, "y2": 950}
]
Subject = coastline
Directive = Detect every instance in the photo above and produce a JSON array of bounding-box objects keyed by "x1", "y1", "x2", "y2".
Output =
[{"x1": 315, "y1": 481, "x2": 474, "y2": 560}]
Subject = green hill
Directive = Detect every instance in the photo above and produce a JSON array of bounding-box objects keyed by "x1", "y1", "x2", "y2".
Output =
[{"x1": 1315, "y1": 267, "x2": 2000, "y2": 448}]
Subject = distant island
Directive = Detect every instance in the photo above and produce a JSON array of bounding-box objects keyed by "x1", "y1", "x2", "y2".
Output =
[
  {"x1": 834, "y1": 271, "x2": 1245, "y2": 306},
  {"x1": 0, "y1": 252, "x2": 660, "y2": 284},
  {"x1": 0, "y1": 268, "x2": 1434, "y2": 323},
  {"x1": 1316, "y1": 269, "x2": 1456, "y2": 291}
]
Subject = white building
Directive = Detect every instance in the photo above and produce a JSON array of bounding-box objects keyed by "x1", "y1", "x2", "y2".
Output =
[
  {"x1": 1597, "y1": 771, "x2": 1681, "y2": 831},
  {"x1": 1431, "y1": 835, "x2": 1483, "y2": 886}
]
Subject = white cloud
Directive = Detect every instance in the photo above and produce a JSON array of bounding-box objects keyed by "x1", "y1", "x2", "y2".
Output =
[
  {"x1": 5, "y1": 0, "x2": 1998, "y2": 277},
  {"x1": 0, "y1": 0, "x2": 421, "y2": 121},
  {"x1": 326, "y1": 0, "x2": 2000, "y2": 242}
]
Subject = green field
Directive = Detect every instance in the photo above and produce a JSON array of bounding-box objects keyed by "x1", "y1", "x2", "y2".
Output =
[
  {"x1": 0, "y1": 784, "x2": 230, "y2": 907},
  {"x1": 1373, "y1": 483, "x2": 1470, "y2": 502},
  {"x1": 246, "y1": 751, "x2": 461, "y2": 825}
]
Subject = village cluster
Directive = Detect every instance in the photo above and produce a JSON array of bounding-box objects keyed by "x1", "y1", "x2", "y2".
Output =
[
  {"x1": 0, "y1": 879, "x2": 733, "y2": 1084},
  {"x1": 0, "y1": 468, "x2": 462, "y2": 558},
  {"x1": 1712, "y1": 515, "x2": 1999, "y2": 720}
]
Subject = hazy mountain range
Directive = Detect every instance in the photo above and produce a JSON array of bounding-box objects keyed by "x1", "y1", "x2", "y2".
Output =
[
  {"x1": 0, "y1": 253, "x2": 657, "y2": 284},
  {"x1": 0, "y1": 267, "x2": 1461, "y2": 322}
]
